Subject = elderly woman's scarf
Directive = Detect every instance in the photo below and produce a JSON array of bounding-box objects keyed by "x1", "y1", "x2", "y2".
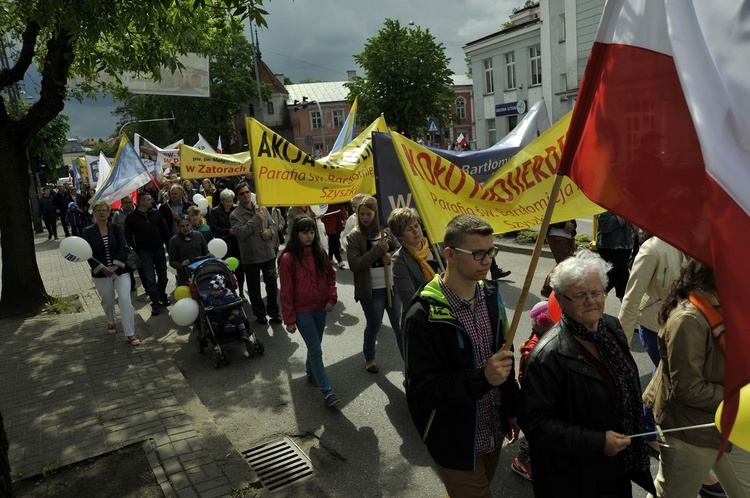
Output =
[
  {"x1": 404, "y1": 238, "x2": 435, "y2": 282},
  {"x1": 561, "y1": 313, "x2": 650, "y2": 473}
]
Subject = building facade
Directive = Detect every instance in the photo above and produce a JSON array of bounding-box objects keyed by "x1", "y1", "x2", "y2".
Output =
[
  {"x1": 285, "y1": 81, "x2": 359, "y2": 158},
  {"x1": 463, "y1": 0, "x2": 606, "y2": 149}
]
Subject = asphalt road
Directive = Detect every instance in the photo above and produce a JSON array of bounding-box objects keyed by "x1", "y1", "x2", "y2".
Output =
[{"x1": 155, "y1": 246, "x2": 664, "y2": 497}]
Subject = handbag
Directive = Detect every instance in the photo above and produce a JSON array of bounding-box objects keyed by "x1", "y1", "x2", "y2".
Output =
[{"x1": 125, "y1": 247, "x2": 142, "y2": 272}]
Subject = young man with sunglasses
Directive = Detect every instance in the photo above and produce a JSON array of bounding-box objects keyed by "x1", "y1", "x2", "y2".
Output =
[{"x1": 403, "y1": 214, "x2": 520, "y2": 497}]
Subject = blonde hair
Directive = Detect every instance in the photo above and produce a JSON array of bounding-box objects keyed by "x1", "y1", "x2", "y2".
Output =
[{"x1": 91, "y1": 200, "x2": 110, "y2": 213}]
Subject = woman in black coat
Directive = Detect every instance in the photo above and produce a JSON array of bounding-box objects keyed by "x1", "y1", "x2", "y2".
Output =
[{"x1": 520, "y1": 250, "x2": 653, "y2": 497}]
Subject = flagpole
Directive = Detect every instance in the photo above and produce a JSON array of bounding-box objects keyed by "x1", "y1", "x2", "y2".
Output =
[{"x1": 501, "y1": 173, "x2": 565, "y2": 351}]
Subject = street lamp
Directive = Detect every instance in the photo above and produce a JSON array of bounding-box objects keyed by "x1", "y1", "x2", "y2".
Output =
[
  {"x1": 292, "y1": 97, "x2": 327, "y2": 156},
  {"x1": 119, "y1": 116, "x2": 176, "y2": 137}
]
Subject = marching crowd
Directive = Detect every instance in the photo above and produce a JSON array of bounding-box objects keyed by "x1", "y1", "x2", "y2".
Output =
[{"x1": 36, "y1": 173, "x2": 748, "y2": 497}]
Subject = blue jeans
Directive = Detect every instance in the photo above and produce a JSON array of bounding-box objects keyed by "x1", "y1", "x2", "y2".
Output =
[
  {"x1": 297, "y1": 309, "x2": 332, "y2": 396},
  {"x1": 640, "y1": 325, "x2": 659, "y2": 441},
  {"x1": 138, "y1": 248, "x2": 168, "y2": 308},
  {"x1": 360, "y1": 288, "x2": 403, "y2": 362}
]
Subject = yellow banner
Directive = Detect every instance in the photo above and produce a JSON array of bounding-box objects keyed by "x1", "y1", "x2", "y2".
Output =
[
  {"x1": 179, "y1": 145, "x2": 251, "y2": 179},
  {"x1": 246, "y1": 116, "x2": 388, "y2": 206},
  {"x1": 391, "y1": 111, "x2": 604, "y2": 243}
]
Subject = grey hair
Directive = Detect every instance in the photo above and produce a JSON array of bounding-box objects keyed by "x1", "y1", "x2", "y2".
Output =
[
  {"x1": 219, "y1": 189, "x2": 235, "y2": 201},
  {"x1": 549, "y1": 249, "x2": 612, "y2": 295}
]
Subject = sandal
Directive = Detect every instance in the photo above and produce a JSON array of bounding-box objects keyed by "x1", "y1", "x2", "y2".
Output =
[
  {"x1": 106, "y1": 324, "x2": 117, "y2": 334},
  {"x1": 365, "y1": 362, "x2": 379, "y2": 374}
]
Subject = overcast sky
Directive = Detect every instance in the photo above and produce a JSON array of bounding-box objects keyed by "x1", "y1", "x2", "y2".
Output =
[{"x1": 61, "y1": 0, "x2": 517, "y2": 140}]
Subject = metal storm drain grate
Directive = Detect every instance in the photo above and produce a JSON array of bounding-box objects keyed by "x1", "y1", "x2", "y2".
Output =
[{"x1": 242, "y1": 437, "x2": 318, "y2": 492}]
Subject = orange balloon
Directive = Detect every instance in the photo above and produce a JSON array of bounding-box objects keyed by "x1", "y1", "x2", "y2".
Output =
[{"x1": 548, "y1": 291, "x2": 562, "y2": 322}]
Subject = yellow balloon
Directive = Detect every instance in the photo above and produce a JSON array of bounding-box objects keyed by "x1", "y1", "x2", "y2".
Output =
[
  {"x1": 715, "y1": 383, "x2": 750, "y2": 451},
  {"x1": 206, "y1": 195, "x2": 212, "y2": 205},
  {"x1": 174, "y1": 285, "x2": 192, "y2": 301}
]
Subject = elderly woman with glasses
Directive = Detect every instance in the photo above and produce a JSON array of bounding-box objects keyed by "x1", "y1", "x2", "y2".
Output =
[
  {"x1": 519, "y1": 249, "x2": 653, "y2": 497},
  {"x1": 387, "y1": 207, "x2": 442, "y2": 325}
]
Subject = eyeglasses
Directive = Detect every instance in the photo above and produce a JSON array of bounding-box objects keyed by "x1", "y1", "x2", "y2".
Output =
[
  {"x1": 237, "y1": 190, "x2": 252, "y2": 196},
  {"x1": 561, "y1": 291, "x2": 608, "y2": 304},
  {"x1": 450, "y1": 246, "x2": 498, "y2": 261}
]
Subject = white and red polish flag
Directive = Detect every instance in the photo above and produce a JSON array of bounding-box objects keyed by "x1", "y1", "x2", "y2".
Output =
[
  {"x1": 559, "y1": 0, "x2": 750, "y2": 441},
  {"x1": 216, "y1": 136, "x2": 223, "y2": 154}
]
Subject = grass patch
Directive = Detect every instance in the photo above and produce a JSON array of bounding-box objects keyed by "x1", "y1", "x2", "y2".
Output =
[{"x1": 42, "y1": 294, "x2": 82, "y2": 315}]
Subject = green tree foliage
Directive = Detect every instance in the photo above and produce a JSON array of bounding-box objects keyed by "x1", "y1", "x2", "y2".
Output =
[
  {"x1": 0, "y1": 0, "x2": 270, "y2": 316},
  {"x1": 85, "y1": 139, "x2": 118, "y2": 159},
  {"x1": 345, "y1": 19, "x2": 455, "y2": 138},
  {"x1": 113, "y1": 21, "x2": 261, "y2": 152},
  {"x1": 27, "y1": 112, "x2": 69, "y2": 182}
]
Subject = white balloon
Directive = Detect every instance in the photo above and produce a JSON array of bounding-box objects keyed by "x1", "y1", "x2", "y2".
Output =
[
  {"x1": 200, "y1": 204, "x2": 208, "y2": 215},
  {"x1": 310, "y1": 204, "x2": 328, "y2": 216},
  {"x1": 196, "y1": 198, "x2": 209, "y2": 210},
  {"x1": 171, "y1": 298, "x2": 200, "y2": 326},
  {"x1": 207, "y1": 238, "x2": 228, "y2": 258},
  {"x1": 59, "y1": 236, "x2": 93, "y2": 263},
  {"x1": 192, "y1": 193, "x2": 205, "y2": 204}
]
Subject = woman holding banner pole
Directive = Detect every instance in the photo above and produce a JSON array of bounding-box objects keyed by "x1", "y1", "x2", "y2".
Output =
[{"x1": 346, "y1": 195, "x2": 402, "y2": 373}]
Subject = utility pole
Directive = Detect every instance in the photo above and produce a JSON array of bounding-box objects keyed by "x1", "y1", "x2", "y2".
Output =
[{"x1": 249, "y1": 21, "x2": 264, "y2": 124}]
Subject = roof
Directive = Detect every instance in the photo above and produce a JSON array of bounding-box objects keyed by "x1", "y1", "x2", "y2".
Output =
[
  {"x1": 464, "y1": 18, "x2": 541, "y2": 48},
  {"x1": 286, "y1": 76, "x2": 471, "y2": 105},
  {"x1": 258, "y1": 59, "x2": 287, "y2": 95},
  {"x1": 452, "y1": 74, "x2": 472, "y2": 86},
  {"x1": 285, "y1": 82, "x2": 351, "y2": 105},
  {"x1": 64, "y1": 139, "x2": 84, "y2": 154}
]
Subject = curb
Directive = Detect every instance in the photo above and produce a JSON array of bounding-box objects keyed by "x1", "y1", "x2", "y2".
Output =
[{"x1": 495, "y1": 238, "x2": 554, "y2": 259}]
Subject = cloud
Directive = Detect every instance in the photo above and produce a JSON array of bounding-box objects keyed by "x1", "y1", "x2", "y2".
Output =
[{"x1": 61, "y1": 0, "x2": 518, "y2": 138}]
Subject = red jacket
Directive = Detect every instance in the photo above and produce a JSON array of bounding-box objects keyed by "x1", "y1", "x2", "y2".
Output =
[
  {"x1": 279, "y1": 245, "x2": 337, "y2": 325},
  {"x1": 321, "y1": 203, "x2": 347, "y2": 235},
  {"x1": 518, "y1": 330, "x2": 542, "y2": 384}
]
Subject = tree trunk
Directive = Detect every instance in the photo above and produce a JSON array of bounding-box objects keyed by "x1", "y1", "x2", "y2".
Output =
[
  {"x1": 0, "y1": 126, "x2": 49, "y2": 317},
  {"x1": 0, "y1": 411, "x2": 13, "y2": 498}
]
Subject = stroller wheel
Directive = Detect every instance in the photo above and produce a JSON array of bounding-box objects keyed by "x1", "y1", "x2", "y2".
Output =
[
  {"x1": 246, "y1": 340, "x2": 255, "y2": 358},
  {"x1": 255, "y1": 339, "x2": 265, "y2": 355},
  {"x1": 194, "y1": 336, "x2": 205, "y2": 354}
]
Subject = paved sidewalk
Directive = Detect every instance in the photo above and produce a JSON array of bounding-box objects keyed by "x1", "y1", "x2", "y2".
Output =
[{"x1": 0, "y1": 233, "x2": 254, "y2": 497}]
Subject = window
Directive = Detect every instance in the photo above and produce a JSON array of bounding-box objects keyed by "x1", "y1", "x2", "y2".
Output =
[
  {"x1": 332, "y1": 109, "x2": 345, "y2": 128},
  {"x1": 455, "y1": 97, "x2": 466, "y2": 121},
  {"x1": 558, "y1": 14, "x2": 566, "y2": 42},
  {"x1": 487, "y1": 118, "x2": 496, "y2": 145},
  {"x1": 266, "y1": 101, "x2": 274, "y2": 115},
  {"x1": 504, "y1": 52, "x2": 516, "y2": 89},
  {"x1": 483, "y1": 58, "x2": 494, "y2": 94},
  {"x1": 560, "y1": 73, "x2": 568, "y2": 91},
  {"x1": 313, "y1": 143, "x2": 324, "y2": 158},
  {"x1": 311, "y1": 110, "x2": 323, "y2": 130},
  {"x1": 529, "y1": 44, "x2": 542, "y2": 86}
]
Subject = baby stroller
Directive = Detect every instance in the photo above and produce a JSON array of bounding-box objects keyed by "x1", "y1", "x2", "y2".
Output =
[{"x1": 188, "y1": 257, "x2": 264, "y2": 368}]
